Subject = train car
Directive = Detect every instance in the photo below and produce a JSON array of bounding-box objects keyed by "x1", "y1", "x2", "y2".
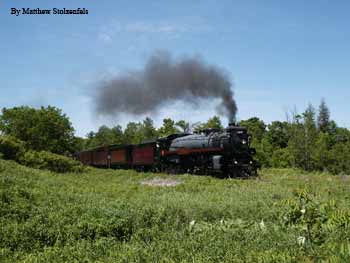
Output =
[
  {"x1": 109, "y1": 144, "x2": 132, "y2": 168},
  {"x1": 92, "y1": 146, "x2": 109, "y2": 167},
  {"x1": 76, "y1": 150, "x2": 93, "y2": 165},
  {"x1": 131, "y1": 141, "x2": 157, "y2": 170}
]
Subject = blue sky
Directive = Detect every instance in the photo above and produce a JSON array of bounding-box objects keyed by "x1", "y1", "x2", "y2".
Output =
[{"x1": 1, "y1": 0, "x2": 349, "y2": 136}]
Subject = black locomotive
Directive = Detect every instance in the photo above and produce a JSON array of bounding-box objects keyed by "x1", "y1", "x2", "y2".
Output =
[{"x1": 76, "y1": 123, "x2": 259, "y2": 178}]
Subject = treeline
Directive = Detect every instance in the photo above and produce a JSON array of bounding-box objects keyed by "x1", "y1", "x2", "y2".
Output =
[
  {"x1": 1, "y1": 101, "x2": 349, "y2": 174},
  {"x1": 241, "y1": 100, "x2": 350, "y2": 174},
  {"x1": 83, "y1": 116, "x2": 223, "y2": 149}
]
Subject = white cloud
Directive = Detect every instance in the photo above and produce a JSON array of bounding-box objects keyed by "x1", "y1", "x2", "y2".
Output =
[
  {"x1": 97, "y1": 19, "x2": 212, "y2": 43},
  {"x1": 98, "y1": 32, "x2": 112, "y2": 42}
]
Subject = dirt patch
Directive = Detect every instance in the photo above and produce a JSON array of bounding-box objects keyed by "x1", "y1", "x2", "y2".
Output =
[
  {"x1": 340, "y1": 175, "x2": 350, "y2": 182},
  {"x1": 140, "y1": 178, "x2": 182, "y2": 187}
]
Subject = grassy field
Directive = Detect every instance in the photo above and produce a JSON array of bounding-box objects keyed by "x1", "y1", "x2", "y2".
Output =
[{"x1": 1, "y1": 159, "x2": 350, "y2": 262}]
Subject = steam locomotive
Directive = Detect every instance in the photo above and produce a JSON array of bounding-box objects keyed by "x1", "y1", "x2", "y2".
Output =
[{"x1": 76, "y1": 123, "x2": 260, "y2": 178}]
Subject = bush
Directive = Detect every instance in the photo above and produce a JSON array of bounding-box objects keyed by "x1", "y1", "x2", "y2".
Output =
[
  {"x1": 0, "y1": 136, "x2": 24, "y2": 161},
  {"x1": 19, "y1": 150, "x2": 84, "y2": 173},
  {"x1": 270, "y1": 148, "x2": 293, "y2": 168}
]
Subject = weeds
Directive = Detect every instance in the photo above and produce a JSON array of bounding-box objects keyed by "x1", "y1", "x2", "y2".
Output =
[{"x1": 1, "y1": 160, "x2": 350, "y2": 262}]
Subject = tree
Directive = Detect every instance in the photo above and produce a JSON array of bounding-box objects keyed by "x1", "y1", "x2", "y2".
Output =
[
  {"x1": 312, "y1": 132, "x2": 331, "y2": 171},
  {"x1": 239, "y1": 117, "x2": 266, "y2": 143},
  {"x1": 270, "y1": 147, "x2": 293, "y2": 168},
  {"x1": 158, "y1": 118, "x2": 179, "y2": 137},
  {"x1": 204, "y1": 116, "x2": 223, "y2": 129},
  {"x1": 317, "y1": 99, "x2": 330, "y2": 133},
  {"x1": 71, "y1": 136, "x2": 86, "y2": 152},
  {"x1": 285, "y1": 105, "x2": 318, "y2": 171},
  {"x1": 328, "y1": 141, "x2": 350, "y2": 174},
  {"x1": 141, "y1": 117, "x2": 158, "y2": 141},
  {"x1": 94, "y1": 125, "x2": 115, "y2": 146},
  {"x1": 110, "y1": 125, "x2": 124, "y2": 144},
  {"x1": 84, "y1": 131, "x2": 97, "y2": 149},
  {"x1": 303, "y1": 104, "x2": 318, "y2": 171},
  {"x1": 193, "y1": 116, "x2": 224, "y2": 132},
  {"x1": 0, "y1": 106, "x2": 75, "y2": 154},
  {"x1": 85, "y1": 125, "x2": 125, "y2": 149},
  {"x1": 254, "y1": 136, "x2": 274, "y2": 167},
  {"x1": 175, "y1": 120, "x2": 190, "y2": 133},
  {"x1": 331, "y1": 127, "x2": 350, "y2": 144},
  {"x1": 123, "y1": 122, "x2": 143, "y2": 144},
  {"x1": 266, "y1": 121, "x2": 290, "y2": 149},
  {"x1": 286, "y1": 112, "x2": 305, "y2": 169}
]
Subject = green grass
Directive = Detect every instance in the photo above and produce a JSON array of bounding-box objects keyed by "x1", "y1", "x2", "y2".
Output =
[{"x1": 1, "y1": 159, "x2": 350, "y2": 262}]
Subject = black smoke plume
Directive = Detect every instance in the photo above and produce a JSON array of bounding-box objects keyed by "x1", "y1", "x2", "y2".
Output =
[{"x1": 95, "y1": 51, "x2": 237, "y2": 122}]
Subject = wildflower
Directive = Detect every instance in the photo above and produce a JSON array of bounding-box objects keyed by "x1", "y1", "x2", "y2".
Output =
[
  {"x1": 297, "y1": 236, "x2": 306, "y2": 245},
  {"x1": 259, "y1": 220, "x2": 266, "y2": 231},
  {"x1": 190, "y1": 220, "x2": 195, "y2": 226},
  {"x1": 220, "y1": 219, "x2": 224, "y2": 224},
  {"x1": 300, "y1": 208, "x2": 306, "y2": 214}
]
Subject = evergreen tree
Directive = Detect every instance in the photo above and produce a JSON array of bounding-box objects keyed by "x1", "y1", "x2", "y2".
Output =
[
  {"x1": 317, "y1": 99, "x2": 330, "y2": 133},
  {"x1": 141, "y1": 117, "x2": 158, "y2": 141},
  {"x1": 303, "y1": 104, "x2": 318, "y2": 171},
  {"x1": 286, "y1": 113, "x2": 304, "y2": 169}
]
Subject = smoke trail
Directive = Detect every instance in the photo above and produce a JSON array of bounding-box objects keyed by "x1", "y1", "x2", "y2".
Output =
[{"x1": 95, "y1": 50, "x2": 237, "y2": 122}]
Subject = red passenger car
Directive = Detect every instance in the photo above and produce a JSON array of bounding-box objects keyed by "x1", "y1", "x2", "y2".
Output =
[
  {"x1": 76, "y1": 150, "x2": 93, "y2": 165},
  {"x1": 92, "y1": 146, "x2": 109, "y2": 167},
  {"x1": 131, "y1": 142, "x2": 156, "y2": 168},
  {"x1": 109, "y1": 145, "x2": 132, "y2": 167}
]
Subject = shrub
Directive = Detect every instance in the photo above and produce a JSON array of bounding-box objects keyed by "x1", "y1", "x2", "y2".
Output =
[
  {"x1": 19, "y1": 150, "x2": 84, "y2": 173},
  {"x1": 0, "y1": 136, "x2": 24, "y2": 161},
  {"x1": 270, "y1": 148, "x2": 293, "y2": 168}
]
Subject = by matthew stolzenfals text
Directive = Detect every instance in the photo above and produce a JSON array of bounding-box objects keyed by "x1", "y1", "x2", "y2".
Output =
[{"x1": 11, "y1": 8, "x2": 89, "y2": 16}]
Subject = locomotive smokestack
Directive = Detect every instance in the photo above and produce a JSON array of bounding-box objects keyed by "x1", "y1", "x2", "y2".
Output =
[
  {"x1": 94, "y1": 50, "x2": 237, "y2": 122},
  {"x1": 228, "y1": 122, "x2": 237, "y2": 127}
]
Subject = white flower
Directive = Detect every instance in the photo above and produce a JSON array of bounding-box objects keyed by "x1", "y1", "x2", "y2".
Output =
[
  {"x1": 297, "y1": 236, "x2": 306, "y2": 245},
  {"x1": 220, "y1": 219, "x2": 224, "y2": 224},
  {"x1": 190, "y1": 220, "x2": 195, "y2": 226},
  {"x1": 259, "y1": 220, "x2": 266, "y2": 231},
  {"x1": 301, "y1": 208, "x2": 306, "y2": 214}
]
